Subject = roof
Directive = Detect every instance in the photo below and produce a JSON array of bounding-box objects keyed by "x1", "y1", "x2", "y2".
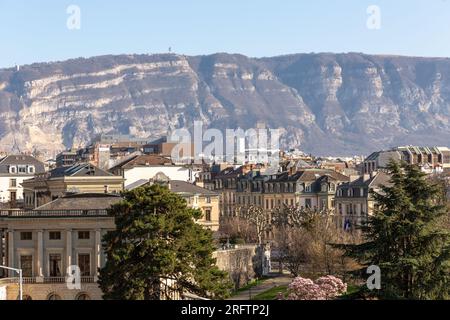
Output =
[
  {"x1": 48, "y1": 163, "x2": 113, "y2": 178},
  {"x1": 109, "y1": 154, "x2": 173, "y2": 171},
  {"x1": 0, "y1": 155, "x2": 45, "y2": 174},
  {"x1": 34, "y1": 193, "x2": 123, "y2": 210},
  {"x1": 338, "y1": 172, "x2": 391, "y2": 189},
  {"x1": 266, "y1": 169, "x2": 349, "y2": 183},
  {"x1": 169, "y1": 180, "x2": 218, "y2": 196}
]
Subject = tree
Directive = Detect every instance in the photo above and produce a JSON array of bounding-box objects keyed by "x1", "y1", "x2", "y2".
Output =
[
  {"x1": 238, "y1": 205, "x2": 272, "y2": 245},
  {"x1": 343, "y1": 161, "x2": 450, "y2": 299},
  {"x1": 271, "y1": 206, "x2": 358, "y2": 278},
  {"x1": 98, "y1": 184, "x2": 232, "y2": 300}
]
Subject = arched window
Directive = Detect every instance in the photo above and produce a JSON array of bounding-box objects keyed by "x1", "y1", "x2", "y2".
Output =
[
  {"x1": 47, "y1": 293, "x2": 62, "y2": 300},
  {"x1": 75, "y1": 293, "x2": 91, "y2": 300},
  {"x1": 17, "y1": 294, "x2": 32, "y2": 300}
]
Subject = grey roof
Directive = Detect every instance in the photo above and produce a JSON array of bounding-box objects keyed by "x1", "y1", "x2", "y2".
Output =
[
  {"x1": 125, "y1": 179, "x2": 149, "y2": 190},
  {"x1": 0, "y1": 155, "x2": 45, "y2": 174},
  {"x1": 169, "y1": 180, "x2": 218, "y2": 196},
  {"x1": 49, "y1": 163, "x2": 114, "y2": 178},
  {"x1": 35, "y1": 193, "x2": 123, "y2": 210},
  {"x1": 338, "y1": 172, "x2": 391, "y2": 189}
]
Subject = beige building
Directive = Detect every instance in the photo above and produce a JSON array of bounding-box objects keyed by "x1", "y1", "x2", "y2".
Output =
[
  {"x1": 334, "y1": 172, "x2": 391, "y2": 231},
  {"x1": 22, "y1": 163, "x2": 124, "y2": 209},
  {"x1": 0, "y1": 193, "x2": 119, "y2": 300},
  {"x1": 128, "y1": 179, "x2": 220, "y2": 232},
  {"x1": 235, "y1": 169, "x2": 349, "y2": 213}
]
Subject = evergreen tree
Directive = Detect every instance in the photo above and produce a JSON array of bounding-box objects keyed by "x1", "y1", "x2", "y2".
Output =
[
  {"x1": 98, "y1": 184, "x2": 232, "y2": 300},
  {"x1": 344, "y1": 161, "x2": 450, "y2": 299}
]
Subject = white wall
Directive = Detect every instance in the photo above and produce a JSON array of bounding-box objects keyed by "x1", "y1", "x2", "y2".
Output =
[
  {"x1": 124, "y1": 166, "x2": 191, "y2": 189},
  {"x1": 0, "y1": 176, "x2": 32, "y2": 203}
]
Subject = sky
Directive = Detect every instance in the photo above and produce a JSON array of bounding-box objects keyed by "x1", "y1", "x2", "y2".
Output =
[{"x1": 1, "y1": 0, "x2": 450, "y2": 68}]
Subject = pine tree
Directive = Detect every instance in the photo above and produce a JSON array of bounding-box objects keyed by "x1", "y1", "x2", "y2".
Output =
[
  {"x1": 98, "y1": 184, "x2": 232, "y2": 300},
  {"x1": 344, "y1": 161, "x2": 450, "y2": 299}
]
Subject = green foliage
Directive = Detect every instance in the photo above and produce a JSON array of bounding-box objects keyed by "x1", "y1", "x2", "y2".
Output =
[
  {"x1": 98, "y1": 184, "x2": 232, "y2": 300},
  {"x1": 344, "y1": 161, "x2": 450, "y2": 299}
]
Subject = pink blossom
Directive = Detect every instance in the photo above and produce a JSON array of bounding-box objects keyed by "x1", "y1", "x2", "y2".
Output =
[{"x1": 285, "y1": 275, "x2": 347, "y2": 300}]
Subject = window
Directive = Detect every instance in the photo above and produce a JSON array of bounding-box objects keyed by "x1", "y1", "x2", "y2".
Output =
[
  {"x1": 205, "y1": 209, "x2": 211, "y2": 222},
  {"x1": 20, "y1": 255, "x2": 33, "y2": 277},
  {"x1": 76, "y1": 293, "x2": 91, "y2": 300},
  {"x1": 18, "y1": 165, "x2": 27, "y2": 174},
  {"x1": 20, "y1": 232, "x2": 32, "y2": 240},
  {"x1": 9, "y1": 166, "x2": 16, "y2": 174},
  {"x1": 9, "y1": 179, "x2": 17, "y2": 188},
  {"x1": 49, "y1": 254, "x2": 62, "y2": 277},
  {"x1": 305, "y1": 199, "x2": 312, "y2": 208},
  {"x1": 78, "y1": 231, "x2": 90, "y2": 240},
  {"x1": 28, "y1": 166, "x2": 35, "y2": 174},
  {"x1": 206, "y1": 196, "x2": 211, "y2": 204},
  {"x1": 78, "y1": 254, "x2": 91, "y2": 277},
  {"x1": 47, "y1": 293, "x2": 61, "y2": 300},
  {"x1": 49, "y1": 231, "x2": 61, "y2": 240},
  {"x1": 305, "y1": 184, "x2": 311, "y2": 192}
]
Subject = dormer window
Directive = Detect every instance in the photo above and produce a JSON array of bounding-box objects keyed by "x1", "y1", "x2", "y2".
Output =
[
  {"x1": 28, "y1": 166, "x2": 35, "y2": 174},
  {"x1": 9, "y1": 166, "x2": 17, "y2": 174},
  {"x1": 18, "y1": 165, "x2": 27, "y2": 174},
  {"x1": 305, "y1": 184, "x2": 311, "y2": 192}
]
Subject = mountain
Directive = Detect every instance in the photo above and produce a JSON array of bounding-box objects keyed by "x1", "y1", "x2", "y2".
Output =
[{"x1": 1, "y1": 52, "x2": 450, "y2": 157}]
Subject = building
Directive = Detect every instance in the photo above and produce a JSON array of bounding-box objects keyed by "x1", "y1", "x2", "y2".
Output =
[
  {"x1": 22, "y1": 163, "x2": 124, "y2": 209},
  {"x1": 169, "y1": 180, "x2": 220, "y2": 231},
  {"x1": 335, "y1": 172, "x2": 391, "y2": 231},
  {"x1": 364, "y1": 146, "x2": 450, "y2": 175},
  {"x1": 109, "y1": 154, "x2": 191, "y2": 190},
  {"x1": 0, "y1": 155, "x2": 45, "y2": 208},
  {"x1": 55, "y1": 150, "x2": 78, "y2": 168},
  {"x1": 0, "y1": 193, "x2": 120, "y2": 300}
]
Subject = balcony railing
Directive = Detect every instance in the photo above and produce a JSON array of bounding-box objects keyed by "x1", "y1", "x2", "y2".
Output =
[
  {"x1": 0, "y1": 209, "x2": 109, "y2": 218},
  {"x1": 0, "y1": 276, "x2": 96, "y2": 284}
]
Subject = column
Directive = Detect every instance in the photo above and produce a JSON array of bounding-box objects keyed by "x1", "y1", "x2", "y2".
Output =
[
  {"x1": 66, "y1": 229, "x2": 72, "y2": 275},
  {"x1": 0, "y1": 229, "x2": 3, "y2": 277},
  {"x1": 94, "y1": 229, "x2": 101, "y2": 281},
  {"x1": 36, "y1": 230, "x2": 44, "y2": 282},
  {"x1": 7, "y1": 230, "x2": 14, "y2": 277}
]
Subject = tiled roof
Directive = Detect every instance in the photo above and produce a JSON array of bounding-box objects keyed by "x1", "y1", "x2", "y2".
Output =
[
  {"x1": 49, "y1": 163, "x2": 113, "y2": 178},
  {"x1": 35, "y1": 193, "x2": 123, "y2": 210},
  {"x1": 0, "y1": 155, "x2": 45, "y2": 174},
  {"x1": 110, "y1": 154, "x2": 172, "y2": 171},
  {"x1": 169, "y1": 180, "x2": 218, "y2": 196}
]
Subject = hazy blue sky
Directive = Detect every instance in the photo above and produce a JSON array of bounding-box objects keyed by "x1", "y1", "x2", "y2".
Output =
[{"x1": 1, "y1": 0, "x2": 450, "y2": 68}]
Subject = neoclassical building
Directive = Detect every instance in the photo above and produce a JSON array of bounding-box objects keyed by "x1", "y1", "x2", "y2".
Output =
[{"x1": 0, "y1": 193, "x2": 120, "y2": 300}]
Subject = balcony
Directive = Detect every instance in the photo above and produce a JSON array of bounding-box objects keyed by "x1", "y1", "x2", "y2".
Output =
[
  {"x1": 0, "y1": 209, "x2": 109, "y2": 218},
  {"x1": 0, "y1": 276, "x2": 96, "y2": 284}
]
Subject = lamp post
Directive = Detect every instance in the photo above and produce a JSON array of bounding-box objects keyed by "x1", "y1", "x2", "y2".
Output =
[{"x1": 0, "y1": 266, "x2": 23, "y2": 300}]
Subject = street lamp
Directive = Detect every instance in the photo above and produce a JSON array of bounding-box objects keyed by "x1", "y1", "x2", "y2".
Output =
[{"x1": 0, "y1": 266, "x2": 23, "y2": 300}]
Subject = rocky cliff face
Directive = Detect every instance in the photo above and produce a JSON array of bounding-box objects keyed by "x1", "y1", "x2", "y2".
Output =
[{"x1": 1, "y1": 52, "x2": 450, "y2": 156}]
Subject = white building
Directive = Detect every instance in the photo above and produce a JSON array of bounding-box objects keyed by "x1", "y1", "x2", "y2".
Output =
[
  {"x1": 109, "y1": 154, "x2": 191, "y2": 190},
  {"x1": 0, "y1": 155, "x2": 45, "y2": 207}
]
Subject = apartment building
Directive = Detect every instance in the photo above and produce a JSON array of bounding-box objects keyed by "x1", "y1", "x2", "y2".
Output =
[
  {"x1": 109, "y1": 154, "x2": 192, "y2": 190},
  {"x1": 0, "y1": 155, "x2": 45, "y2": 208},
  {"x1": 22, "y1": 163, "x2": 124, "y2": 209},
  {"x1": 334, "y1": 172, "x2": 391, "y2": 230},
  {"x1": 364, "y1": 146, "x2": 450, "y2": 175}
]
